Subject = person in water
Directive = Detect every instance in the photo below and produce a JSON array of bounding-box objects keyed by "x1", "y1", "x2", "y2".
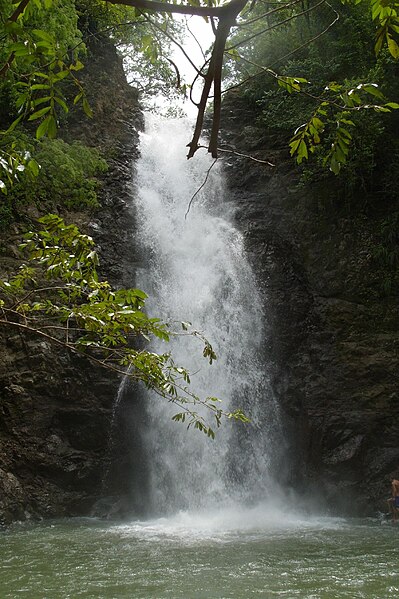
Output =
[{"x1": 387, "y1": 477, "x2": 399, "y2": 523}]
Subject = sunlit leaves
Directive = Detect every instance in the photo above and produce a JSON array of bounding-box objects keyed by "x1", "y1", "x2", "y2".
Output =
[
  {"x1": 202, "y1": 340, "x2": 217, "y2": 364},
  {"x1": 0, "y1": 135, "x2": 39, "y2": 194},
  {"x1": 341, "y1": 0, "x2": 399, "y2": 57},
  {"x1": 289, "y1": 111, "x2": 325, "y2": 164},
  {"x1": 277, "y1": 75, "x2": 309, "y2": 94},
  {"x1": 369, "y1": 0, "x2": 399, "y2": 58},
  {"x1": 1, "y1": 5, "x2": 90, "y2": 144},
  {"x1": 323, "y1": 116, "x2": 354, "y2": 174}
]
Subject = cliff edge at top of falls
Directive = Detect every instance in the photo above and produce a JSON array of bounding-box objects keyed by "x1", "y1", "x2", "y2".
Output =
[
  {"x1": 0, "y1": 36, "x2": 143, "y2": 527},
  {"x1": 220, "y1": 90, "x2": 399, "y2": 515}
]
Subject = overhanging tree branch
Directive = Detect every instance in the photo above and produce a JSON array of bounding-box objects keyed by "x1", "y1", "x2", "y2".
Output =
[
  {"x1": 187, "y1": 0, "x2": 248, "y2": 157},
  {"x1": 105, "y1": 0, "x2": 249, "y2": 157},
  {"x1": 106, "y1": 0, "x2": 225, "y2": 18}
]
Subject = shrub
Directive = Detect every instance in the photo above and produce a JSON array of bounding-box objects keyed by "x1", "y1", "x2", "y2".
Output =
[{"x1": 5, "y1": 138, "x2": 108, "y2": 222}]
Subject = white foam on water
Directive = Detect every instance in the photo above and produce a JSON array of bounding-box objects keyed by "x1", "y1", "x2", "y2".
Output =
[{"x1": 107, "y1": 502, "x2": 348, "y2": 546}]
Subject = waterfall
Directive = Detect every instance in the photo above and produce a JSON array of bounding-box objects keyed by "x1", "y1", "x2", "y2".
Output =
[{"x1": 133, "y1": 114, "x2": 282, "y2": 517}]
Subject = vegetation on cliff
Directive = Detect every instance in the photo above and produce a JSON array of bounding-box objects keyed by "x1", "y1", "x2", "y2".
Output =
[
  {"x1": 225, "y1": 0, "x2": 399, "y2": 180},
  {"x1": 1, "y1": 0, "x2": 399, "y2": 186}
]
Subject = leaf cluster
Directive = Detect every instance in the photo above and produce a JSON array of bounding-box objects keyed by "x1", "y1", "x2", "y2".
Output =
[
  {"x1": 225, "y1": 0, "x2": 399, "y2": 180},
  {"x1": 0, "y1": 215, "x2": 248, "y2": 437}
]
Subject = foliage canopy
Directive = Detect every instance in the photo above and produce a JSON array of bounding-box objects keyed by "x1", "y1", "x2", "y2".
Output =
[{"x1": 1, "y1": 0, "x2": 399, "y2": 183}]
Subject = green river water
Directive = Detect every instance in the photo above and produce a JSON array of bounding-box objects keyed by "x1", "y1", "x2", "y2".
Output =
[{"x1": 1, "y1": 509, "x2": 398, "y2": 598}]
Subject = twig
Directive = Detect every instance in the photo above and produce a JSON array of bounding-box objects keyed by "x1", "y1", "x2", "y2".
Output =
[
  {"x1": 166, "y1": 57, "x2": 181, "y2": 88},
  {"x1": 217, "y1": 146, "x2": 275, "y2": 166},
  {"x1": 226, "y1": 0, "x2": 327, "y2": 52},
  {"x1": 185, "y1": 158, "x2": 218, "y2": 219},
  {"x1": 185, "y1": 17, "x2": 207, "y2": 61},
  {"x1": 138, "y1": 11, "x2": 203, "y2": 76}
]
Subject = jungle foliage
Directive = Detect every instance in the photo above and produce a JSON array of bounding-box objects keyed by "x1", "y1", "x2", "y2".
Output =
[
  {"x1": 225, "y1": 0, "x2": 399, "y2": 178},
  {"x1": 0, "y1": 139, "x2": 108, "y2": 229},
  {"x1": 0, "y1": 0, "x2": 181, "y2": 196}
]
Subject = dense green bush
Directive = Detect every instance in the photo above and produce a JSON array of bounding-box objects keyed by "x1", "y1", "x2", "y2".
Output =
[
  {"x1": 1, "y1": 139, "x2": 107, "y2": 229},
  {"x1": 32, "y1": 139, "x2": 108, "y2": 210}
]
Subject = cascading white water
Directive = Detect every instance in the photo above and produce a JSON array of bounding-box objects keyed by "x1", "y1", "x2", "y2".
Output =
[{"x1": 134, "y1": 114, "x2": 283, "y2": 516}]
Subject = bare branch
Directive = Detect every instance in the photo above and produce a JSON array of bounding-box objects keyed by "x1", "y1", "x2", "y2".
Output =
[
  {"x1": 185, "y1": 17, "x2": 207, "y2": 61},
  {"x1": 185, "y1": 158, "x2": 218, "y2": 218},
  {"x1": 187, "y1": 0, "x2": 248, "y2": 158},
  {"x1": 8, "y1": 0, "x2": 31, "y2": 23},
  {"x1": 138, "y1": 11, "x2": 204, "y2": 76},
  {"x1": 218, "y1": 146, "x2": 275, "y2": 166},
  {"x1": 227, "y1": 0, "x2": 327, "y2": 52},
  {"x1": 106, "y1": 0, "x2": 231, "y2": 18},
  {"x1": 166, "y1": 57, "x2": 182, "y2": 88}
]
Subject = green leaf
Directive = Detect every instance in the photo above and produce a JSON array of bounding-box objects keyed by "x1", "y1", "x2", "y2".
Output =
[
  {"x1": 53, "y1": 70, "x2": 70, "y2": 82},
  {"x1": 372, "y1": 105, "x2": 391, "y2": 112},
  {"x1": 31, "y1": 84, "x2": 51, "y2": 91},
  {"x1": 32, "y1": 96, "x2": 52, "y2": 107},
  {"x1": 387, "y1": 35, "x2": 399, "y2": 58},
  {"x1": 28, "y1": 106, "x2": 51, "y2": 121},
  {"x1": 36, "y1": 41, "x2": 54, "y2": 51},
  {"x1": 361, "y1": 83, "x2": 384, "y2": 99},
  {"x1": 6, "y1": 114, "x2": 23, "y2": 133},
  {"x1": 35, "y1": 116, "x2": 50, "y2": 139},
  {"x1": 54, "y1": 97, "x2": 69, "y2": 112},
  {"x1": 375, "y1": 28, "x2": 386, "y2": 54},
  {"x1": 32, "y1": 29, "x2": 54, "y2": 43},
  {"x1": 47, "y1": 115, "x2": 57, "y2": 138},
  {"x1": 297, "y1": 139, "x2": 308, "y2": 162},
  {"x1": 70, "y1": 60, "x2": 84, "y2": 71},
  {"x1": 330, "y1": 154, "x2": 340, "y2": 174},
  {"x1": 27, "y1": 159, "x2": 40, "y2": 177},
  {"x1": 82, "y1": 98, "x2": 93, "y2": 118},
  {"x1": 73, "y1": 92, "x2": 83, "y2": 105},
  {"x1": 33, "y1": 71, "x2": 49, "y2": 79}
]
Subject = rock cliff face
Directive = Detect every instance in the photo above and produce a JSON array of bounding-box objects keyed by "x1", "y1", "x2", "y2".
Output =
[
  {"x1": 0, "y1": 38, "x2": 142, "y2": 526},
  {"x1": 221, "y1": 92, "x2": 399, "y2": 515}
]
